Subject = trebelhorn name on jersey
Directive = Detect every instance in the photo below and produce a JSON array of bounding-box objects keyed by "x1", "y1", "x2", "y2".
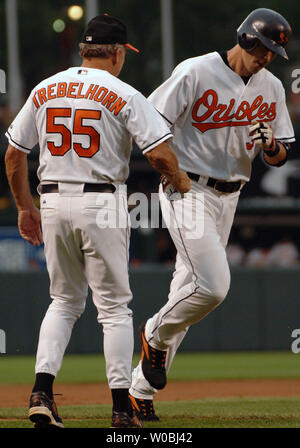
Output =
[{"x1": 33, "y1": 81, "x2": 126, "y2": 117}]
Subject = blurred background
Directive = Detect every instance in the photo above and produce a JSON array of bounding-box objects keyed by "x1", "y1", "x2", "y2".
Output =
[{"x1": 0, "y1": 0, "x2": 300, "y2": 354}]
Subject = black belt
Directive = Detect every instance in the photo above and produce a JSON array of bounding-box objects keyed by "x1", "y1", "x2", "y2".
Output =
[
  {"x1": 41, "y1": 183, "x2": 116, "y2": 194},
  {"x1": 187, "y1": 172, "x2": 241, "y2": 193}
]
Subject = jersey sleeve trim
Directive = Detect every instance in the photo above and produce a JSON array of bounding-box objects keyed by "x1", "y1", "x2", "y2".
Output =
[
  {"x1": 142, "y1": 132, "x2": 173, "y2": 154},
  {"x1": 5, "y1": 131, "x2": 32, "y2": 154},
  {"x1": 275, "y1": 136, "x2": 296, "y2": 143},
  {"x1": 158, "y1": 111, "x2": 173, "y2": 126}
]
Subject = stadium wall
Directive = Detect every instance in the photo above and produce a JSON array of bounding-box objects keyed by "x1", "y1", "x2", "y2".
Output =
[{"x1": 0, "y1": 266, "x2": 299, "y2": 354}]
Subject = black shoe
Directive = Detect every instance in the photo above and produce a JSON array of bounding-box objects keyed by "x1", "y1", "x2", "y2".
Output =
[
  {"x1": 111, "y1": 410, "x2": 143, "y2": 428},
  {"x1": 140, "y1": 323, "x2": 167, "y2": 390},
  {"x1": 129, "y1": 394, "x2": 160, "y2": 421},
  {"x1": 28, "y1": 391, "x2": 64, "y2": 428}
]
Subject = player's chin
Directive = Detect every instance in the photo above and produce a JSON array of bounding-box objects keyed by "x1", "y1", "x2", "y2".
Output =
[{"x1": 250, "y1": 64, "x2": 264, "y2": 74}]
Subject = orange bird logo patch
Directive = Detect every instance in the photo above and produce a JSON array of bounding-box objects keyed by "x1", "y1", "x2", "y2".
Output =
[{"x1": 279, "y1": 32, "x2": 289, "y2": 45}]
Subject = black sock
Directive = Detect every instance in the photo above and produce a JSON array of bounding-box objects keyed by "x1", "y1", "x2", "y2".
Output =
[
  {"x1": 32, "y1": 373, "x2": 55, "y2": 399},
  {"x1": 111, "y1": 389, "x2": 131, "y2": 415}
]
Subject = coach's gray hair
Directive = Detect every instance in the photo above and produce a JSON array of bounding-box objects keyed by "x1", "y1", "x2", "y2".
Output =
[{"x1": 79, "y1": 43, "x2": 124, "y2": 59}]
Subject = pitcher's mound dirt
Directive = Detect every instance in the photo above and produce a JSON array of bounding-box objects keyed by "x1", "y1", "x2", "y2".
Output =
[{"x1": 1, "y1": 379, "x2": 300, "y2": 408}]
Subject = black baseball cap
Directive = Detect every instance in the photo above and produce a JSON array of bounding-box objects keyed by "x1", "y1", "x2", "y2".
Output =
[{"x1": 81, "y1": 14, "x2": 139, "y2": 53}]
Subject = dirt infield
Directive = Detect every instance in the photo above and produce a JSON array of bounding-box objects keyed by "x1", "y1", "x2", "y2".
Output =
[{"x1": 1, "y1": 379, "x2": 300, "y2": 408}]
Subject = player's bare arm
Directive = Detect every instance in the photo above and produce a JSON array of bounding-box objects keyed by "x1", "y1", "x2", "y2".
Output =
[
  {"x1": 5, "y1": 144, "x2": 43, "y2": 247},
  {"x1": 263, "y1": 141, "x2": 289, "y2": 166},
  {"x1": 145, "y1": 141, "x2": 191, "y2": 194}
]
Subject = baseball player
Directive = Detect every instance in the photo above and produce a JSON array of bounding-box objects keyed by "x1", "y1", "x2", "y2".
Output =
[
  {"x1": 129, "y1": 8, "x2": 295, "y2": 421},
  {"x1": 4, "y1": 14, "x2": 190, "y2": 428}
]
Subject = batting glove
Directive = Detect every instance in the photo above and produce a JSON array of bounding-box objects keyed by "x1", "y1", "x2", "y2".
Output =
[{"x1": 249, "y1": 121, "x2": 276, "y2": 152}]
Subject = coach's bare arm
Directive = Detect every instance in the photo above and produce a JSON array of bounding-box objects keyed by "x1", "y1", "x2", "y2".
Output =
[
  {"x1": 5, "y1": 144, "x2": 43, "y2": 246},
  {"x1": 145, "y1": 141, "x2": 191, "y2": 194}
]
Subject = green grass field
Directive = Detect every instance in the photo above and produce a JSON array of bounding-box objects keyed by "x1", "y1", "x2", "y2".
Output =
[
  {"x1": 2, "y1": 398, "x2": 300, "y2": 428},
  {"x1": 1, "y1": 351, "x2": 300, "y2": 384},
  {"x1": 1, "y1": 351, "x2": 300, "y2": 428}
]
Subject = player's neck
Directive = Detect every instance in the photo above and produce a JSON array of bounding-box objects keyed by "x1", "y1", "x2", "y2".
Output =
[
  {"x1": 227, "y1": 45, "x2": 251, "y2": 77},
  {"x1": 81, "y1": 57, "x2": 118, "y2": 76}
]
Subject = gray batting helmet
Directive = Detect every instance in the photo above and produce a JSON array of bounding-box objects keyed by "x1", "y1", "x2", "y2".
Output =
[{"x1": 237, "y1": 8, "x2": 292, "y2": 59}]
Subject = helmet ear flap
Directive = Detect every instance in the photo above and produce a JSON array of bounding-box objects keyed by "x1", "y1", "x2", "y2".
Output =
[{"x1": 238, "y1": 33, "x2": 259, "y2": 51}]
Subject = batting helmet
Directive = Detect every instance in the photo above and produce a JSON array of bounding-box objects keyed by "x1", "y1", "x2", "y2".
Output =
[{"x1": 237, "y1": 8, "x2": 291, "y2": 59}]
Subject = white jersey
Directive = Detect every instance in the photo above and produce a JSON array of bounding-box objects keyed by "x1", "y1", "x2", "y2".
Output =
[
  {"x1": 148, "y1": 51, "x2": 295, "y2": 182},
  {"x1": 6, "y1": 67, "x2": 172, "y2": 185}
]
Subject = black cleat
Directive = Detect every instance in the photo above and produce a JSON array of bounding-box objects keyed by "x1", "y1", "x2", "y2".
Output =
[
  {"x1": 140, "y1": 323, "x2": 167, "y2": 390},
  {"x1": 28, "y1": 391, "x2": 64, "y2": 428},
  {"x1": 129, "y1": 394, "x2": 160, "y2": 421},
  {"x1": 111, "y1": 410, "x2": 143, "y2": 428}
]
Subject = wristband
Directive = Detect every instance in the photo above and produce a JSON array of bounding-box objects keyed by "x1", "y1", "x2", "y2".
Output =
[{"x1": 264, "y1": 142, "x2": 280, "y2": 157}]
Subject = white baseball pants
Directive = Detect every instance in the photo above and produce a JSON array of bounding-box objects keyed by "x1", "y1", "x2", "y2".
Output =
[
  {"x1": 35, "y1": 183, "x2": 134, "y2": 389},
  {"x1": 130, "y1": 180, "x2": 240, "y2": 399}
]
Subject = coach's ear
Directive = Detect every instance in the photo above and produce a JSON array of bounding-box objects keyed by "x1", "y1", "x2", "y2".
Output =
[
  {"x1": 111, "y1": 47, "x2": 126, "y2": 77},
  {"x1": 112, "y1": 47, "x2": 125, "y2": 64}
]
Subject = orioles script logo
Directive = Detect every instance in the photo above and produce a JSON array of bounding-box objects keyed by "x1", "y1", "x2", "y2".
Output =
[{"x1": 192, "y1": 89, "x2": 276, "y2": 133}]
